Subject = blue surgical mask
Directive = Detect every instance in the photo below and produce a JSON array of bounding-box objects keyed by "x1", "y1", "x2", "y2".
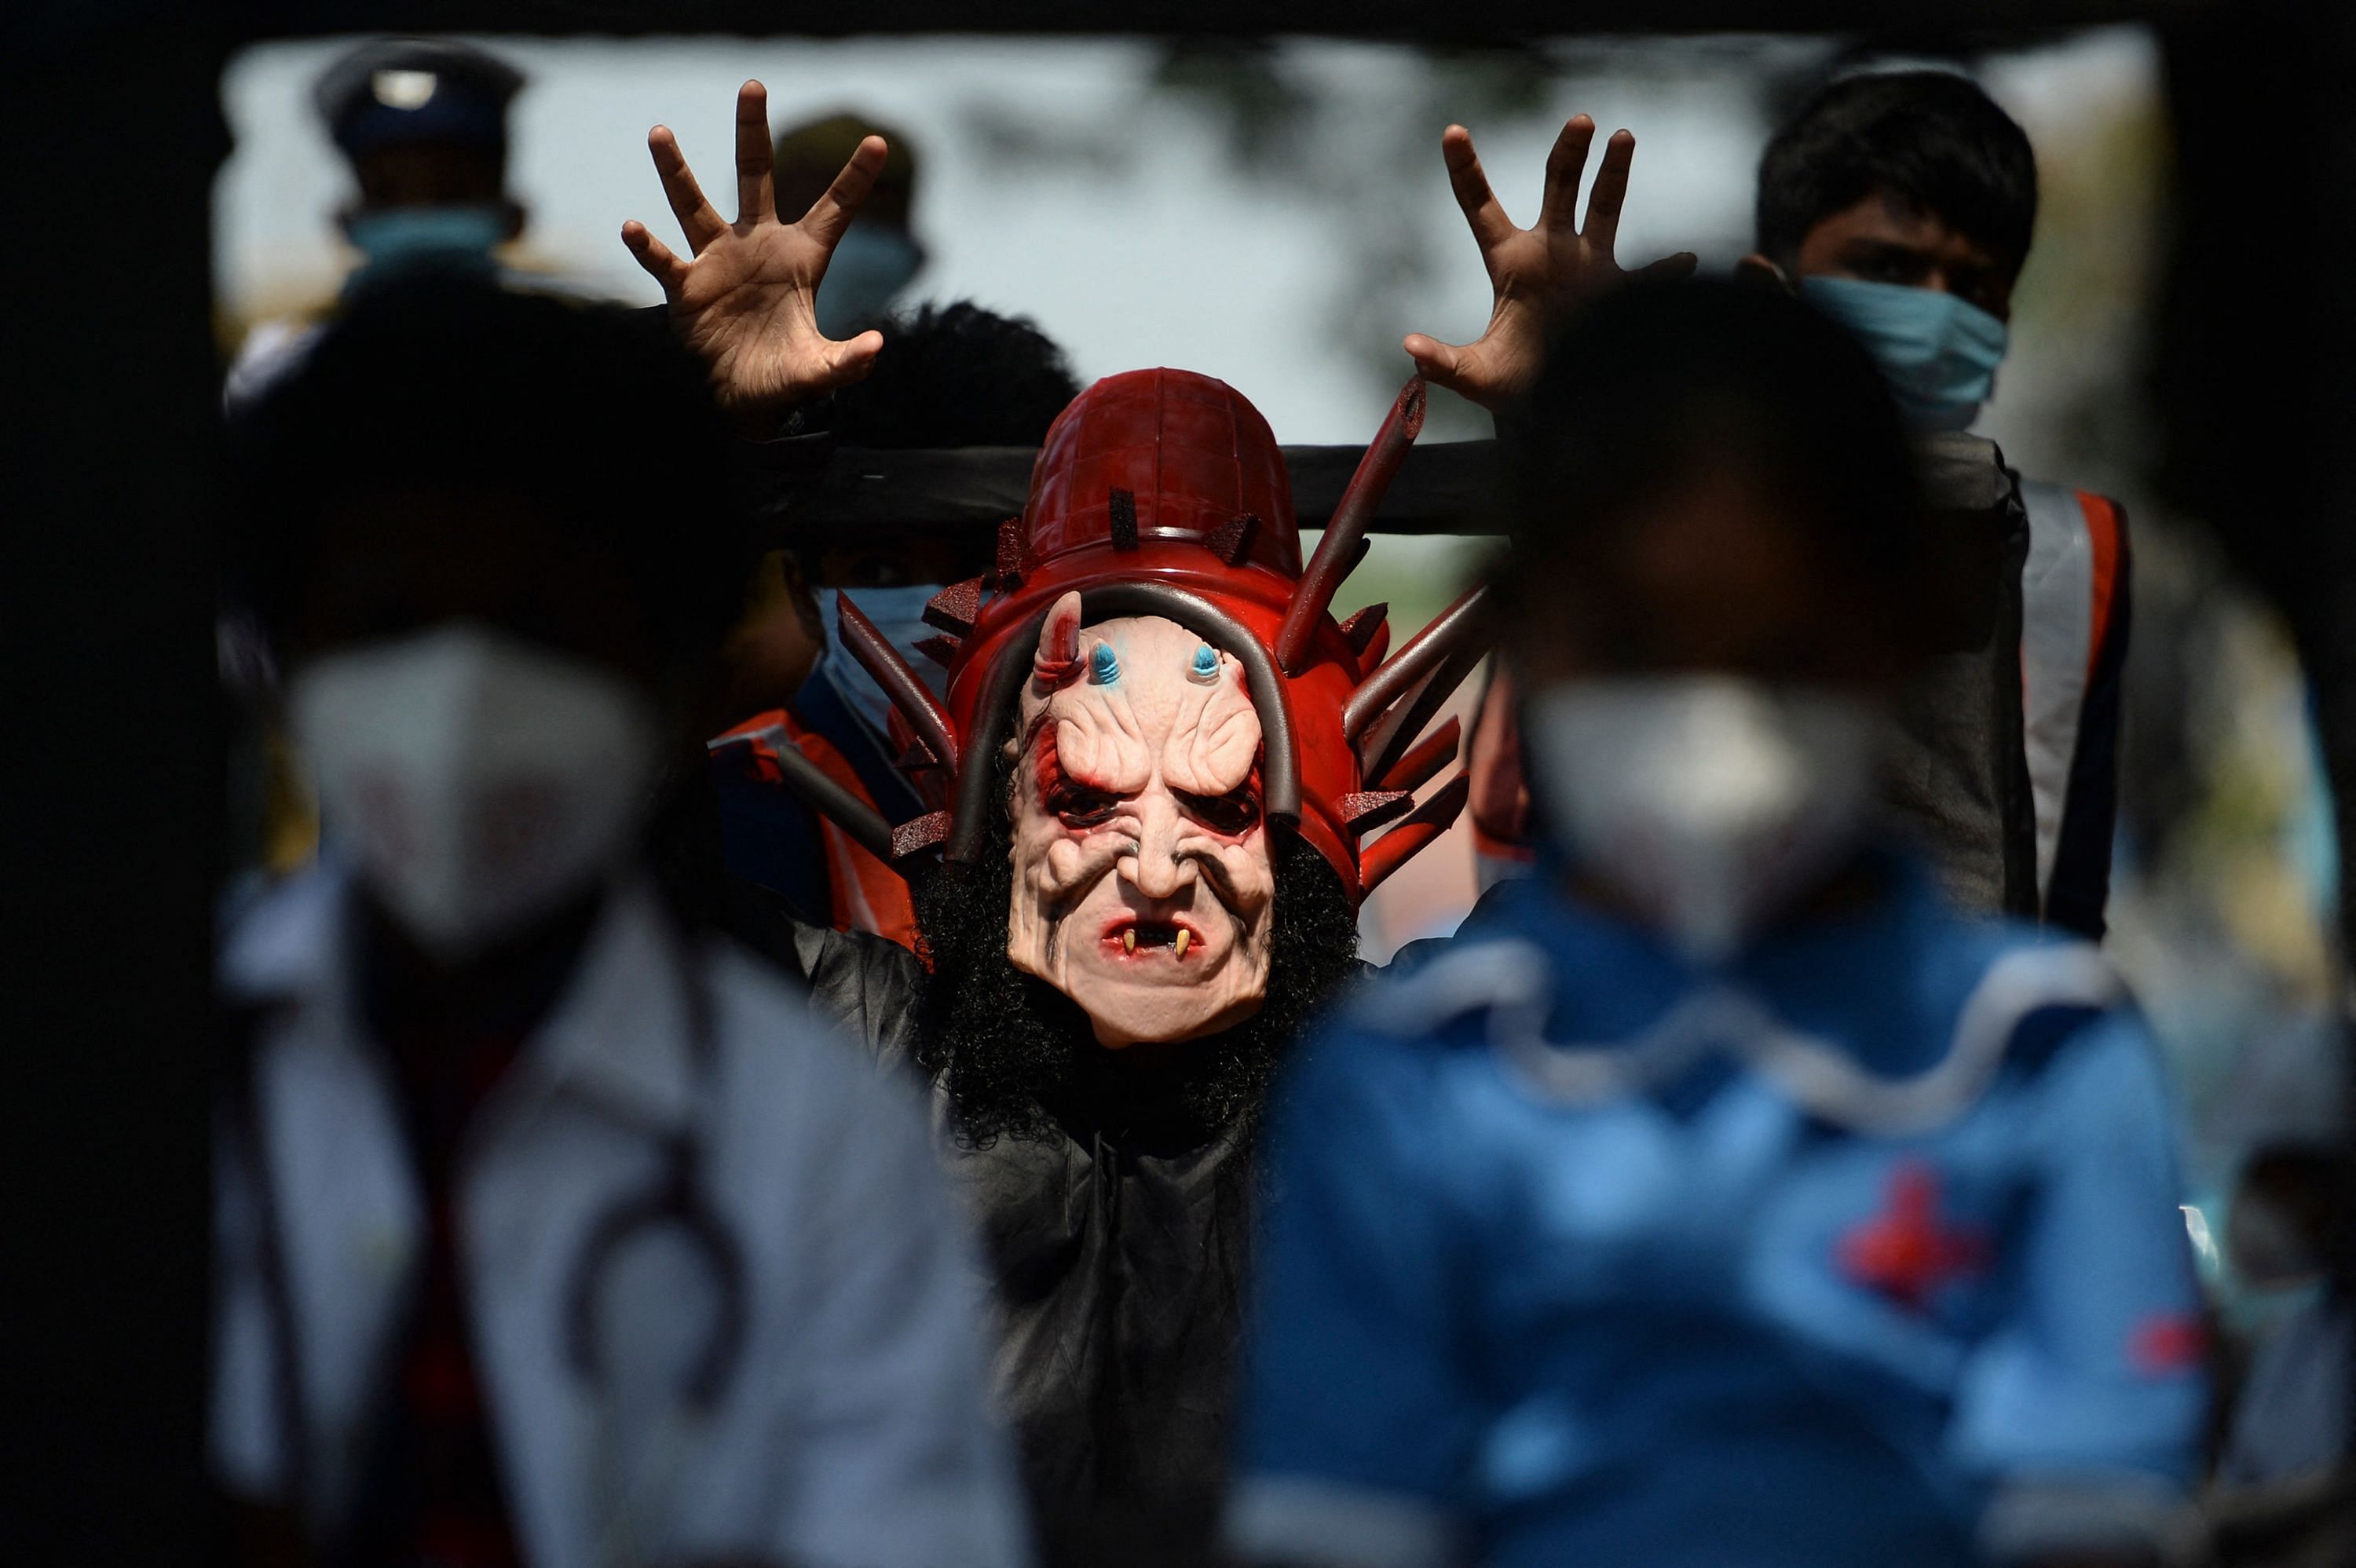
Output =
[
  {"x1": 343, "y1": 204, "x2": 508, "y2": 294},
  {"x1": 818, "y1": 585, "x2": 949, "y2": 744},
  {"x1": 1801, "y1": 276, "x2": 2008, "y2": 433},
  {"x1": 816, "y1": 224, "x2": 923, "y2": 338}
]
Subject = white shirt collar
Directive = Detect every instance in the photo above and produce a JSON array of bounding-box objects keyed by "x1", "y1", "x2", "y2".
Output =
[{"x1": 221, "y1": 860, "x2": 701, "y2": 1138}]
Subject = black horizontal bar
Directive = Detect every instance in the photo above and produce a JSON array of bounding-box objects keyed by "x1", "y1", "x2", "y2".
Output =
[
  {"x1": 774, "y1": 427, "x2": 2016, "y2": 545},
  {"x1": 221, "y1": 2, "x2": 2205, "y2": 46},
  {"x1": 782, "y1": 438, "x2": 1504, "y2": 542}
]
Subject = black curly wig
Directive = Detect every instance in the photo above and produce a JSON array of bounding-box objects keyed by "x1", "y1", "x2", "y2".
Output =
[{"x1": 909, "y1": 745, "x2": 1361, "y2": 1150}]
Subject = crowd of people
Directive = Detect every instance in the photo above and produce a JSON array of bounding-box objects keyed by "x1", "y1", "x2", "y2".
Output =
[{"x1": 208, "y1": 35, "x2": 2351, "y2": 1568}]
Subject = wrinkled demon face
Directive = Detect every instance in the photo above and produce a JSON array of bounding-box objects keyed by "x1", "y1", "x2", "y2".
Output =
[{"x1": 1004, "y1": 594, "x2": 1277, "y2": 1047}]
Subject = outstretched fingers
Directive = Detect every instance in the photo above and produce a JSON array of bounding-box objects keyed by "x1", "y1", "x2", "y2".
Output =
[
  {"x1": 733, "y1": 81, "x2": 775, "y2": 225},
  {"x1": 646, "y1": 125, "x2": 727, "y2": 254},
  {"x1": 1440, "y1": 125, "x2": 1516, "y2": 254},
  {"x1": 797, "y1": 134, "x2": 888, "y2": 249},
  {"x1": 1639, "y1": 251, "x2": 1702, "y2": 280},
  {"x1": 1582, "y1": 128, "x2": 1636, "y2": 258},
  {"x1": 620, "y1": 220, "x2": 691, "y2": 298},
  {"x1": 1536, "y1": 115, "x2": 1597, "y2": 234}
]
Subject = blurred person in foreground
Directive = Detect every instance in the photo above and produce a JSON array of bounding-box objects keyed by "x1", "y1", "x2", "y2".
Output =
[
  {"x1": 1745, "y1": 68, "x2": 2129, "y2": 940},
  {"x1": 709, "y1": 302, "x2": 1080, "y2": 949},
  {"x1": 2206, "y1": 1134, "x2": 2356, "y2": 1567},
  {"x1": 2217, "y1": 1142, "x2": 2351, "y2": 1487},
  {"x1": 214, "y1": 279, "x2": 1026, "y2": 1568},
  {"x1": 1230, "y1": 280, "x2": 2207, "y2": 1568}
]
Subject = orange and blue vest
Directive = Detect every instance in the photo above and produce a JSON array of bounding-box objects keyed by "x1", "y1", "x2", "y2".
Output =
[
  {"x1": 710, "y1": 663, "x2": 921, "y2": 952},
  {"x1": 2018, "y1": 482, "x2": 2131, "y2": 939}
]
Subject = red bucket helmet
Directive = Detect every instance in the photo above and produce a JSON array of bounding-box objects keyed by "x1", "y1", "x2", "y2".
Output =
[{"x1": 820, "y1": 367, "x2": 1483, "y2": 905}]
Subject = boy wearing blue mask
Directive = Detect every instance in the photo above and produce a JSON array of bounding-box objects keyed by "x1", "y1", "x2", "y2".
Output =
[
  {"x1": 1229, "y1": 280, "x2": 2206, "y2": 1568},
  {"x1": 1743, "y1": 68, "x2": 2128, "y2": 940}
]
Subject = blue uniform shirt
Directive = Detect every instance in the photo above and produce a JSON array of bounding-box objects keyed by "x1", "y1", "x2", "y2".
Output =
[{"x1": 1231, "y1": 860, "x2": 2207, "y2": 1568}]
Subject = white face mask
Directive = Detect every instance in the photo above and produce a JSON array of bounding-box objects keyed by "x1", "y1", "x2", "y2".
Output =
[
  {"x1": 1524, "y1": 676, "x2": 1878, "y2": 963},
  {"x1": 288, "y1": 623, "x2": 664, "y2": 958}
]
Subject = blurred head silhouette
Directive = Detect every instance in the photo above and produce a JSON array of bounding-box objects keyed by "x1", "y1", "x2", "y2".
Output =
[
  {"x1": 1499, "y1": 277, "x2": 1930, "y2": 689},
  {"x1": 314, "y1": 38, "x2": 529, "y2": 288},
  {"x1": 236, "y1": 279, "x2": 744, "y2": 962},
  {"x1": 1497, "y1": 279, "x2": 1931, "y2": 957},
  {"x1": 773, "y1": 110, "x2": 925, "y2": 337}
]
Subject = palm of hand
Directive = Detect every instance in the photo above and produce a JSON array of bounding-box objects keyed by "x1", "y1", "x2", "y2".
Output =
[
  {"x1": 622, "y1": 81, "x2": 886, "y2": 425},
  {"x1": 1469, "y1": 229, "x2": 1603, "y2": 400},
  {"x1": 669, "y1": 228, "x2": 832, "y2": 415}
]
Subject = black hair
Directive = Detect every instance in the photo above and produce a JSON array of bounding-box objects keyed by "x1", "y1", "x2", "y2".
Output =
[
  {"x1": 827, "y1": 300, "x2": 1081, "y2": 450},
  {"x1": 1496, "y1": 276, "x2": 1929, "y2": 641},
  {"x1": 229, "y1": 276, "x2": 748, "y2": 680},
  {"x1": 908, "y1": 745, "x2": 1359, "y2": 1150},
  {"x1": 1755, "y1": 69, "x2": 2037, "y2": 275}
]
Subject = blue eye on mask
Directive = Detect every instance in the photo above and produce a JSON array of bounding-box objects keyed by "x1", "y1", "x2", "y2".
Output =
[
  {"x1": 1801, "y1": 276, "x2": 2009, "y2": 433},
  {"x1": 343, "y1": 204, "x2": 508, "y2": 294}
]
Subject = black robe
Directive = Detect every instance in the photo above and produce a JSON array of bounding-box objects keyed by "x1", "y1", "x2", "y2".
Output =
[{"x1": 780, "y1": 916, "x2": 1255, "y2": 1568}]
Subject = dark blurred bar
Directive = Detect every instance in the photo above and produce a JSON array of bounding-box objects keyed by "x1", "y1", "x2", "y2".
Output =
[
  {"x1": 2156, "y1": 1, "x2": 2356, "y2": 1318},
  {"x1": 789, "y1": 441, "x2": 1502, "y2": 540},
  {"x1": 4, "y1": 6, "x2": 225, "y2": 1563}
]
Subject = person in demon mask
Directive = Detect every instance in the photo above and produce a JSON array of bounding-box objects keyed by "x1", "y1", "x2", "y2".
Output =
[
  {"x1": 773, "y1": 366, "x2": 1472, "y2": 1568},
  {"x1": 621, "y1": 80, "x2": 1685, "y2": 1563}
]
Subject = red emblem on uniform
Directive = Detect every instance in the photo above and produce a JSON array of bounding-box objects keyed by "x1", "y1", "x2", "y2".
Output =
[
  {"x1": 1836, "y1": 1160, "x2": 1989, "y2": 1310},
  {"x1": 2129, "y1": 1313, "x2": 2208, "y2": 1375}
]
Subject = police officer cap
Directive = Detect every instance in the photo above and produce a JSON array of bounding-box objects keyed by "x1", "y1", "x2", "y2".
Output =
[{"x1": 315, "y1": 38, "x2": 524, "y2": 159}]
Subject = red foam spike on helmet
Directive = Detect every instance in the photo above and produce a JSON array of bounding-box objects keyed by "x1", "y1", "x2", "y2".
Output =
[
  {"x1": 1202, "y1": 512, "x2": 1260, "y2": 566},
  {"x1": 891, "y1": 811, "x2": 952, "y2": 861},
  {"x1": 993, "y1": 518, "x2": 1032, "y2": 589},
  {"x1": 1337, "y1": 788, "x2": 1417, "y2": 835},
  {"x1": 1360, "y1": 773, "x2": 1470, "y2": 896},
  {"x1": 924, "y1": 578, "x2": 985, "y2": 637}
]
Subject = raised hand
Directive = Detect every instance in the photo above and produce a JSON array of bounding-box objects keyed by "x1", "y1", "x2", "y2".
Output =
[
  {"x1": 1403, "y1": 115, "x2": 1698, "y2": 411},
  {"x1": 621, "y1": 80, "x2": 885, "y2": 425}
]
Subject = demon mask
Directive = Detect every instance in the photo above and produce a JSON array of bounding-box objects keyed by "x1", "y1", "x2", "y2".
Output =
[
  {"x1": 1007, "y1": 597, "x2": 1275, "y2": 1045},
  {"x1": 734, "y1": 367, "x2": 1486, "y2": 1076}
]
